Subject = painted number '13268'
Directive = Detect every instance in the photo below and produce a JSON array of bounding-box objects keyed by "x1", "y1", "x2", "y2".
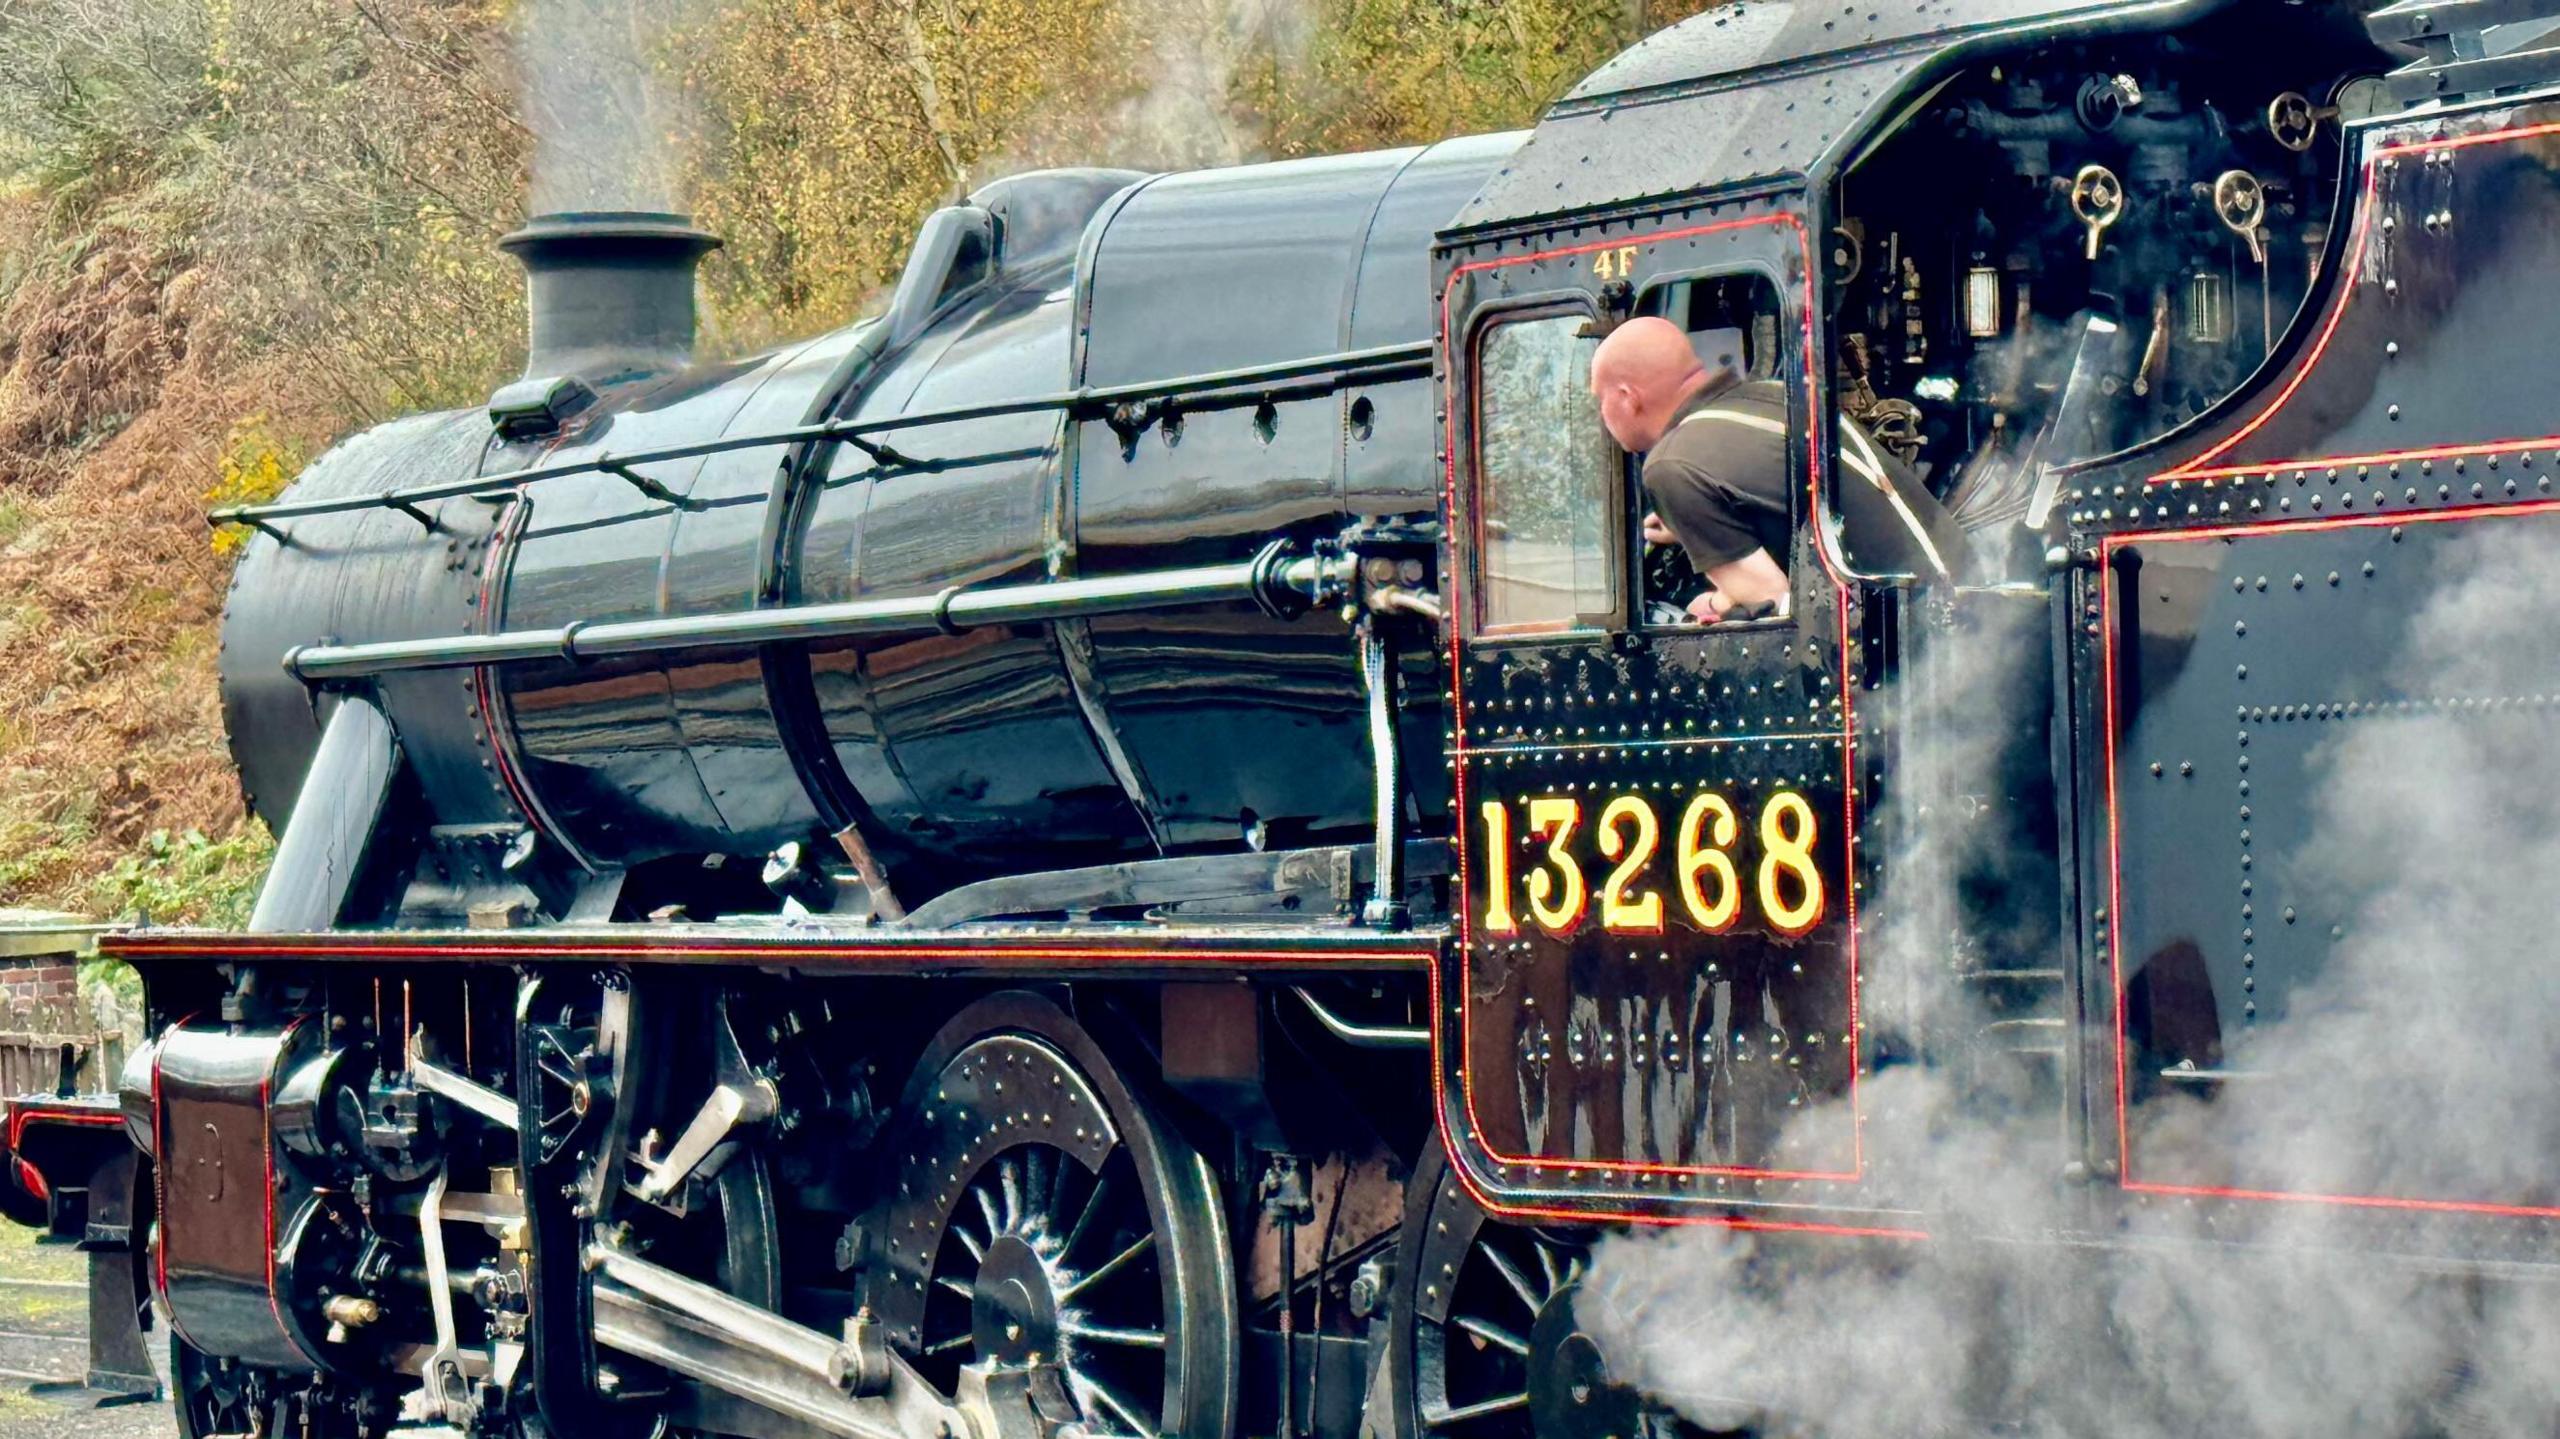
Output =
[{"x1": 1476, "y1": 791, "x2": 1824, "y2": 938}]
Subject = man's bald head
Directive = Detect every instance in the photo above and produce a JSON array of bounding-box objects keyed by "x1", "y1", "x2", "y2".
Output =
[{"x1": 1590, "y1": 316, "x2": 1721, "y2": 453}]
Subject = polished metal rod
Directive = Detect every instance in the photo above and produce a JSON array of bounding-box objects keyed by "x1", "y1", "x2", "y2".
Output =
[
  {"x1": 212, "y1": 341, "x2": 1431, "y2": 529},
  {"x1": 286, "y1": 543, "x2": 1352, "y2": 683},
  {"x1": 1288, "y1": 986, "x2": 1429, "y2": 1049}
]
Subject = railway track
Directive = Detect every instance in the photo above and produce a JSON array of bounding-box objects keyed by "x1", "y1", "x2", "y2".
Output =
[
  {"x1": 0, "y1": 1272, "x2": 83, "y2": 1385},
  {"x1": 0, "y1": 1260, "x2": 167, "y2": 1436}
]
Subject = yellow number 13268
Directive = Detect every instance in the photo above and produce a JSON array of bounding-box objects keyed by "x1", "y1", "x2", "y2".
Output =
[{"x1": 1476, "y1": 790, "x2": 1825, "y2": 938}]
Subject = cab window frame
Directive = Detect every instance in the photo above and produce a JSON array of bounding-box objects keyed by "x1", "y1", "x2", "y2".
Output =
[
  {"x1": 1627, "y1": 260, "x2": 1804, "y2": 636},
  {"x1": 1463, "y1": 295, "x2": 1628, "y2": 643}
]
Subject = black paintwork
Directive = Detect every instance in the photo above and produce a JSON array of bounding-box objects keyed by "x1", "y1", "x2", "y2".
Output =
[
  {"x1": 226, "y1": 149, "x2": 1512, "y2": 902},
  {"x1": 2057, "y1": 97, "x2": 2560, "y2": 1253},
  {"x1": 153, "y1": 1022, "x2": 322, "y2": 1373},
  {"x1": 1451, "y1": 0, "x2": 2229, "y2": 234},
  {"x1": 1435, "y1": 204, "x2": 1883, "y2": 1218}
]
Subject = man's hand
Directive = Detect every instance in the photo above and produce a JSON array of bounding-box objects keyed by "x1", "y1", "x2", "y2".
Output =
[
  {"x1": 1642, "y1": 511, "x2": 1676, "y2": 547},
  {"x1": 1685, "y1": 590, "x2": 1730, "y2": 625}
]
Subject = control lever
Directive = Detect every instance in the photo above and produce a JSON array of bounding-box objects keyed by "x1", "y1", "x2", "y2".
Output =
[
  {"x1": 631, "y1": 995, "x2": 778, "y2": 1203},
  {"x1": 2214, "y1": 170, "x2": 2273, "y2": 348},
  {"x1": 2071, "y1": 164, "x2": 2125, "y2": 261}
]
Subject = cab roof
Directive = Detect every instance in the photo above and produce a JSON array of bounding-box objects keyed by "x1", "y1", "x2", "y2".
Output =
[{"x1": 1446, "y1": 0, "x2": 2228, "y2": 237}]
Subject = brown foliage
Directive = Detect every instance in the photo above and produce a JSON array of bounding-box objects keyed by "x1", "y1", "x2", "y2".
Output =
[
  {"x1": 0, "y1": 206, "x2": 298, "y2": 909},
  {"x1": 0, "y1": 228, "x2": 196, "y2": 487}
]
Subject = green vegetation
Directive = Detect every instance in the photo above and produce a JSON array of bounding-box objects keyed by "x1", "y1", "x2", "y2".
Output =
[
  {"x1": 0, "y1": 1203, "x2": 83, "y2": 1291},
  {"x1": 89, "y1": 823, "x2": 273, "y2": 928}
]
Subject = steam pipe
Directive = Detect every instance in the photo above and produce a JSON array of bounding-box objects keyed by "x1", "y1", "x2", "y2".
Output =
[
  {"x1": 284, "y1": 543, "x2": 1355, "y2": 683},
  {"x1": 1287, "y1": 987, "x2": 1429, "y2": 1049},
  {"x1": 210, "y1": 342, "x2": 1433, "y2": 531},
  {"x1": 1358, "y1": 618, "x2": 1408, "y2": 930},
  {"x1": 247, "y1": 695, "x2": 400, "y2": 931}
]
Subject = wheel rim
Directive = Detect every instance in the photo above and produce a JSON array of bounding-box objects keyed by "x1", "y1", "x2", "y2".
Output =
[
  {"x1": 1414, "y1": 1212, "x2": 1592, "y2": 1437},
  {"x1": 872, "y1": 994, "x2": 1234, "y2": 1439},
  {"x1": 1397, "y1": 1146, "x2": 1708, "y2": 1439}
]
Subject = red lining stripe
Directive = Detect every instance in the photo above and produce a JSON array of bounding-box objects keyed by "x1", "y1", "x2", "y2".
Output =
[
  {"x1": 149, "y1": 1019, "x2": 205, "y2": 1353},
  {"x1": 1424, "y1": 948, "x2": 1915, "y2": 1232},
  {"x1": 4, "y1": 1105, "x2": 122, "y2": 1152},
  {"x1": 263, "y1": 1017, "x2": 319, "y2": 1368},
  {"x1": 2124, "y1": 1180, "x2": 2560, "y2": 1220},
  {"x1": 101, "y1": 937, "x2": 1431, "y2": 966},
  {"x1": 2100, "y1": 501, "x2": 2560, "y2": 1219}
]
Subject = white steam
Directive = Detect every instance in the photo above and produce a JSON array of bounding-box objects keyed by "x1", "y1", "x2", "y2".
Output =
[
  {"x1": 1581, "y1": 529, "x2": 2560, "y2": 1436},
  {"x1": 1107, "y1": 0, "x2": 1310, "y2": 170},
  {"x1": 519, "y1": 0, "x2": 694, "y2": 215}
]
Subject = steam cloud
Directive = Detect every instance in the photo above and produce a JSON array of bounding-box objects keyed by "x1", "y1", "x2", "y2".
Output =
[
  {"x1": 1107, "y1": 0, "x2": 1310, "y2": 170},
  {"x1": 1580, "y1": 527, "x2": 2560, "y2": 1436},
  {"x1": 519, "y1": 0, "x2": 693, "y2": 215}
]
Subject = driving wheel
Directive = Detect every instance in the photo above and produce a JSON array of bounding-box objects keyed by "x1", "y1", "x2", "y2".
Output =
[
  {"x1": 1390, "y1": 1140, "x2": 1730, "y2": 1439},
  {"x1": 868, "y1": 992, "x2": 1237, "y2": 1439}
]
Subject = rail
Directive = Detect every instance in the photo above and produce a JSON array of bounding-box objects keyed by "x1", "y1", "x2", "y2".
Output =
[{"x1": 210, "y1": 341, "x2": 1434, "y2": 535}]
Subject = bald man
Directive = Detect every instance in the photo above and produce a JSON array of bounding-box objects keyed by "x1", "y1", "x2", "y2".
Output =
[{"x1": 1590, "y1": 316, "x2": 1965, "y2": 622}]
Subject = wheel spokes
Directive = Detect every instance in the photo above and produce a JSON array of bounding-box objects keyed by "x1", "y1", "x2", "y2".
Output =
[
  {"x1": 1064, "y1": 1320, "x2": 1168, "y2": 1349},
  {"x1": 878, "y1": 1014, "x2": 1228, "y2": 1439},
  {"x1": 1059, "y1": 1171, "x2": 1113, "y2": 1259},
  {"x1": 1059, "y1": 1231, "x2": 1154, "y2": 1302},
  {"x1": 1478, "y1": 1239, "x2": 1543, "y2": 1313},
  {"x1": 1430, "y1": 1391, "x2": 1531, "y2": 1428},
  {"x1": 1072, "y1": 1368, "x2": 1163, "y2": 1439},
  {"x1": 1452, "y1": 1313, "x2": 1529, "y2": 1356}
]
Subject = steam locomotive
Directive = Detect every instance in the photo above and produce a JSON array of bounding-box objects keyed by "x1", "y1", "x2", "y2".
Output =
[{"x1": 14, "y1": 0, "x2": 2560, "y2": 1434}]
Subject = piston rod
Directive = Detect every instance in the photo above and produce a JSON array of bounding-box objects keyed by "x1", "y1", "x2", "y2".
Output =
[
  {"x1": 587, "y1": 1244, "x2": 957, "y2": 1439},
  {"x1": 286, "y1": 543, "x2": 1353, "y2": 683}
]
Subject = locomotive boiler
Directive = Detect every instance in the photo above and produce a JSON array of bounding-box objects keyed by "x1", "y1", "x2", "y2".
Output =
[{"x1": 21, "y1": 0, "x2": 2560, "y2": 1436}]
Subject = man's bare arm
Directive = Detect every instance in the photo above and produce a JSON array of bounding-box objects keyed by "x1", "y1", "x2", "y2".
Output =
[{"x1": 1692, "y1": 548, "x2": 1790, "y2": 623}]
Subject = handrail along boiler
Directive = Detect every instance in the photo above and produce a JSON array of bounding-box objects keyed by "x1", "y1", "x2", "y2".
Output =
[{"x1": 24, "y1": 2, "x2": 2560, "y2": 1436}]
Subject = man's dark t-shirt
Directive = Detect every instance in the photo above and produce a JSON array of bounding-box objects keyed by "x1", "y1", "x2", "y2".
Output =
[{"x1": 1641, "y1": 380, "x2": 1968, "y2": 583}]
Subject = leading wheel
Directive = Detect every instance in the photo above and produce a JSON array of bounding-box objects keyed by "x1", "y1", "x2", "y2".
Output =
[
  {"x1": 868, "y1": 992, "x2": 1237, "y2": 1439},
  {"x1": 1390, "y1": 1141, "x2": 1727, "y2": 1439}
]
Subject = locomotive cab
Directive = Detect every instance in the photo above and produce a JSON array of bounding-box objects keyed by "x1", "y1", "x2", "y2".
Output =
[
  {"x1": 1433, "y1": 0, "x2": 2377, "y2": 1225},
  {"x1": 1444, "y1": 197, "x2": 1882, "y2": 1217}
]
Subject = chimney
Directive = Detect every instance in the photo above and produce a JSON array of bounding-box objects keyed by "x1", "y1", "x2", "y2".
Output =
[{"x1": 497, "y1": 211, "x2": 721, "y2": 386}]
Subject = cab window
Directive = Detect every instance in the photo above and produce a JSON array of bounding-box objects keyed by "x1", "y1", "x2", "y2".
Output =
[{"x1": 1473, "y1": 311, "x2": 1619, "y2": 634}]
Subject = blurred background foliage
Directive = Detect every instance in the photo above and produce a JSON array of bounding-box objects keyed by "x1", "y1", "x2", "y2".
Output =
[{"x1": 0, "y1": 0, "x2": 1712, "y2": 926}]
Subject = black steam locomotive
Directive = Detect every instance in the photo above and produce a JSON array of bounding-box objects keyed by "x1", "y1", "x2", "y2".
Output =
[{"x1": 16, "y1": 0, "x2": 2560, "y2": 1434}]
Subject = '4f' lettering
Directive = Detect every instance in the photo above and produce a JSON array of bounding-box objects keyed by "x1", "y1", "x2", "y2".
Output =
[{"x1": 1591, "y1": 245, "x2": 1641, "y2": 281}]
